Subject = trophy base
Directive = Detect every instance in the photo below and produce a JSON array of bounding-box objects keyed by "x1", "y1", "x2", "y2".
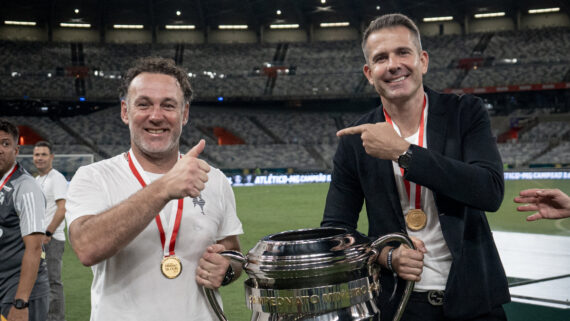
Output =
[{"x1": 249, "y1": 300, "x2": 380, "y2": 321}]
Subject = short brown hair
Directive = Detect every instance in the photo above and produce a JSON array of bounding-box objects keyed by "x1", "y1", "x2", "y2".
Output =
[
  {"x1": 361, "y1": 13, "x2": 422, "y2": 61},
  {"x1": 0, "y1": 119, "x2": 19, "y2": 144},
  {"x1": 119, "y1": 57, "x2": 193, "y2": 103},
  {"x1": 34, "y1": 141, "x2": 53, "y2": 154}
]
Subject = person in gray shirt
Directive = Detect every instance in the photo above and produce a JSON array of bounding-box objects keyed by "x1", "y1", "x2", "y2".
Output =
[{"x1": 0, "y1": 119, "x2": 49, "y2": 321}]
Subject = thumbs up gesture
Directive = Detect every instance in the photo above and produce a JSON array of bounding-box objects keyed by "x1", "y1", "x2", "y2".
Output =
[{"x1": 162, "y1": 139, "x2": 211, "y2": 199}]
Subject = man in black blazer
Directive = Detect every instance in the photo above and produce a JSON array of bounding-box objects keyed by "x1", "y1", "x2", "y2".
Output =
[{"x1": 322, "y1": 13, "x2": 510, "y2": 321}]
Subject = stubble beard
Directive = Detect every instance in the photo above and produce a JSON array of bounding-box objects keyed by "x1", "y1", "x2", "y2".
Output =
[{"x1": 130, "y1": 125, "x2": 182, "y2": 161}]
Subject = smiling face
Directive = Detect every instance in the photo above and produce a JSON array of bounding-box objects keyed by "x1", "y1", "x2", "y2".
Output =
[
  {"x1": 121, "y1": 72, "x2": 189, "y2": 161},
  {"x1": 363, "y1": 26, "x2": 428, "y2": 104},
  {"x1": 33, "y1": 146, "x2": 53, "y2": 174}
]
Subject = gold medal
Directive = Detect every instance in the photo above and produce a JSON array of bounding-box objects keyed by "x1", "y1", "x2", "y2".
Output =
[
  {"x1": 161, "y1": 256, "x2": 182, "y2": 279},
  {"x1": 406, "y1": 209, "x2": 427, "y2": 231}
]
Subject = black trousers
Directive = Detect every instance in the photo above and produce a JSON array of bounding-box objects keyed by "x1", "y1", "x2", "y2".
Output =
[{"x1": 400, "y1": 291, "x2": 507, "y2": 321}]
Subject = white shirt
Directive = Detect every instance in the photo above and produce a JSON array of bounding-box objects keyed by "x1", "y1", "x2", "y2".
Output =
[
  {"x1": 36, "y1": 168, "x2": 68, "y2": 241},
  {"x1": 66, "y1": 153, "x2": 243, "y2": 321},
  {"x1": 389, "y1": 100, "x2": 452, "y2": 291}
]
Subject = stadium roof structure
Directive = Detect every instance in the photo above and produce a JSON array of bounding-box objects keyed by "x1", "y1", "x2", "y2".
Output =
[{"x1": 2, "y1": 0, "x2": 568, "y2": 34}]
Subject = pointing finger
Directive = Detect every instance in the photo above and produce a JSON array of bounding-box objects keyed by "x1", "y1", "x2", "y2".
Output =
[
  {"x1": 337, "y1": 124, "x2": 368, "y2": 137},
  {"x1": 337, "y1": 125, "x2": 368, "y2": 137}
]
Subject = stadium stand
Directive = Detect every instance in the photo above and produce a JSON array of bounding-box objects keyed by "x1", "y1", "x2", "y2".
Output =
[
  {"x1": 254, "y1": 112, "x2": 338, "y2": 145},
  {"x1": 190, "y1": 110, "x2": 274, "y2": 145},
  {"x1": 2, "y1": 27, "x2": 570, "y2": 172},
  {"x1": 518, "y1": 121, "x2": 570, "y2": 142},
  {"x1": 497, "y1": 142, "x2": 550, "y2": 167},
  {"x1": 533, "y1": 141, "x2": 570, "y2": 165},
  {"x1": 2, "y1": 28, "x2": 570, "y2": 99},
  {"x1": 206, "y1": 144, "x2": 320, "y2": 170}
]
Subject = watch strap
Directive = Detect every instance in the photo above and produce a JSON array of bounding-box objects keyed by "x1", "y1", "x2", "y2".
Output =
[
  {"x1": 397, "y1": 146, "x2": 413, "y2": 169},
  {"x1": 221, "y1": 264, "x2": 235, "y2": 286}
]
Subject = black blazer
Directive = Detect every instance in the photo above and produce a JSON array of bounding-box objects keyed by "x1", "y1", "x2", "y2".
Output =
[{"x1": 322, "y1": 87, "x2": 510, "y2": 320}]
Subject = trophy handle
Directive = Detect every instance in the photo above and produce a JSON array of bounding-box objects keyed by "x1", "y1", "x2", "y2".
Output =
[
  {"x1": 203, "y1": 250, "x2": 247, "y2": 321},
  {"x1": 370, "y1": 233, "x2": 415, "y2": 321}
]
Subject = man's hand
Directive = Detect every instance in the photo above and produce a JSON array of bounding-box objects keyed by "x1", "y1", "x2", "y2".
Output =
[
  {"x1": 337, "y1": 123, "x2": 410, "y2": 161},
  {"x1": 514, "y1": 188, "x2": 570, "y2": 221},
  {"x1": 7, "y1": 306, "x2": 28, "y2": 321},
  {"x1": 392, "y1": 236, "x2": 427, "y2": 282},
  {"x1": 196, "y1": 244, "x2": 231, "y2": 289},
  {"x1": 161, "y1": 139, "x2": 211, "y2": 199}
]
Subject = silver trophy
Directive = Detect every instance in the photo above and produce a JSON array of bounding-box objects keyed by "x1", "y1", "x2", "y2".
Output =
[{"x1": 204, "y1": 227, "x2": 414, "y2": 321}]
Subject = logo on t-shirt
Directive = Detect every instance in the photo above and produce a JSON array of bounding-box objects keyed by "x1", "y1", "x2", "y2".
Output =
[{"x1": 193, "y1": 196, "x2": 206, "y2": 215}]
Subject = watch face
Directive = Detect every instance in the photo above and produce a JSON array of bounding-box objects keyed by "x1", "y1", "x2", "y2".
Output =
[
  {"x1": 13, "y1": 299, "x2": 28, "y2": 309},
  {"x1": 398, "y1": 153, "x2": 411, "y2": 169}
]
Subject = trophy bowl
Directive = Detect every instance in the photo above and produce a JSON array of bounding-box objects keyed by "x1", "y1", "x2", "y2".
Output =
[{"x1": 204, "y1": 227, "x2": 414, "y2": 321}]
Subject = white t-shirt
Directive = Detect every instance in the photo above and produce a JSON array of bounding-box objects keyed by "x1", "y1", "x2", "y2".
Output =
[
  {"x1": 36, "y1": 168, "x2": 68, "y2": 241},
  {"x1": 66, "y1": 153, "x2": 243, "y2": 321},
  {"x1": 389, "y1": 100, "x2": 452, "y2": 291}
]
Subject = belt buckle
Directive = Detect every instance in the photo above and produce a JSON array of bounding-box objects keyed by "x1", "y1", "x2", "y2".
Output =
[{"x1": 427, "y1": 290, "x2": 444, "y2": 306}]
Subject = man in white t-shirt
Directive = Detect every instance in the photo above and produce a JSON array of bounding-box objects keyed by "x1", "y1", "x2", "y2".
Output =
[
  {"x1": 65, "y1": 57, "x2": 243, "y2": 321},
  {"x1": 33, "y1": 141, "x2": 68, "y2": 321}
]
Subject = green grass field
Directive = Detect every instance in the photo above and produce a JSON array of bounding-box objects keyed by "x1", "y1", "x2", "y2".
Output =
[{"x1": 62, "y1": 180, "x2": 570, "y2": 320}]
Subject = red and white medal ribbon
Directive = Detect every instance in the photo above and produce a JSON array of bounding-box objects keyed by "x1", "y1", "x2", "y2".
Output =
[
  {"x1": 0, "y1": 163, "x2": 18, "y2": 191},
  {"x1": 383, "y1": 95, "x2": 427, "y2": 211},
  {"x1": 127, "y1": 151, "x2": 183, "y2": 258}
]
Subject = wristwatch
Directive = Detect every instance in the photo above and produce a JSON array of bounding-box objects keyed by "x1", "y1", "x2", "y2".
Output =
[
  {"x1": 45, "y1": 230, "x2": 53, "y2": 237},
  {"x1": 397, "y1": 146, "x2": 413, "y2": 170},
  {"x1": 221, "y1": 265, "x2": 235, "y2": 286},
  {"x1": 12, "y1": 299, "x2": 29, "y2": 309}
]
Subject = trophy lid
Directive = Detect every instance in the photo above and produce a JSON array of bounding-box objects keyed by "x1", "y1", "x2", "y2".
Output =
[{"x1": 244, "y1": 227, "x2": 376, "y2": 285}]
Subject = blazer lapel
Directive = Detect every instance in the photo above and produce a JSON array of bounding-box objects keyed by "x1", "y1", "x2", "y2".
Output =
[
  {"x1": 426, "y1": 89, "x2": 447, "y2": 155},
  {"x1": 424, "y1": 89, "x2": 449, "y2": 220}
]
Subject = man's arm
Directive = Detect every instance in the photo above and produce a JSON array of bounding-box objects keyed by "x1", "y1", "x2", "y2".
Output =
[
  {"x1": 13, "y1": 234, "x2": 44, "y2": 300},
  {"x1": 68, "y1": 180, "x2": 172, "y2": 266},
  {"x1": 339, "y1": 98, "x2": 503, "y2": 212},
  {"x1": 69, "y1": 141, "x2": 210, "y2": 266},
  {"x1": 377, "y1": 237, "x2": 427, "y2": 282},
  {"x1": 8, "y1": 233, "x2": 44, "y2": 321},
  {"x1": 44, "y1": 199, "x2": 65, "y2": 244}
]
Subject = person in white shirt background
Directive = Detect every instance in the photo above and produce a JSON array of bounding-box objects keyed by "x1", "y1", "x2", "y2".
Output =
[{"x1": 33, "y1": 141, "x2": 67, "y2": 321}]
